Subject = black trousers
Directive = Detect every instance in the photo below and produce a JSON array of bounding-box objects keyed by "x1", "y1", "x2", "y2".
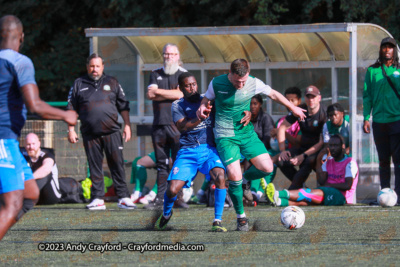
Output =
[
  {"x1": 372, "y1": 120, "x2": 400, "y2": 201},
  {"x1": 152, "y1": 124, "x2": 180, "y2": 199},
  {"x1": 83, "y1": 131, "x2": 130, "y2": 200},
  {"x1": 36, "y1": 174, "x2": 61, "y2": 205},
  {"x1": 277, "y1": 147, "x2": 318, "y2": 190}
]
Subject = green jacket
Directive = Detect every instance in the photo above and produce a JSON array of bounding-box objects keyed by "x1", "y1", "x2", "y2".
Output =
[{"x1": 363, "y1": 63, "x2": 400, "y2": 123}]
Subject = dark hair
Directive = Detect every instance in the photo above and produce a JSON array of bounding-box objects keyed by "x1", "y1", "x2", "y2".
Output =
[
  {"x1": 230, "y1": 59, "x2": 250, "y2": 77},
  {"x1": 86, "y1": 53, "x2": 104, "y2": 65},
  {"x1": 375, "y1": 43, "x2": 400, "y2": 69},
  {"x1": 252, "y1": 94, "x2": 263, "y2": 104},
  {"x1": 329, "y1": 134, "x2": 345, "y2": 147},
  {"x1": 178, "y1": 72, "x2": 195, "y2": 89},
  {"x1": 284, "y1": 87, "x2": 301, "y2": 99},
  {"x1": 327, "y1": 103, "x2": 344, "y2": 114}
]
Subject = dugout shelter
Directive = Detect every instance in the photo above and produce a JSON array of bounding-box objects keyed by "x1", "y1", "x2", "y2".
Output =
[{"x1": 85, "y1": 23, "x2": 397, "y2": 202}]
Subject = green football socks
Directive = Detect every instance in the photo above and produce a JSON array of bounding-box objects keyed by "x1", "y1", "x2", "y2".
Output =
[{"x1": 228, "y1": 180, "x2": 244, "y2": 215}]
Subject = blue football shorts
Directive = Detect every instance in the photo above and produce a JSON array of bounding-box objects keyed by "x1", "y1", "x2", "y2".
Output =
[
  {"x1": 168, "y1": 144, "x2": 225, "y2": 188},
  {"x1": 0, "y1": 139, "x2": 34, "y2": 194}
]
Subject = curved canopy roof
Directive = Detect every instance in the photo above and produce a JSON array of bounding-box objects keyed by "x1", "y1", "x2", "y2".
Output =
[{"x1": 86, "y1": 23, "x2": 393, "y2": 65}]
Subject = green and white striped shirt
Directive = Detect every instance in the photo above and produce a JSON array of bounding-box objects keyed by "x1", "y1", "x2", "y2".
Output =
[{"x1": 205, "y1": 74, "x2": 272, "y2": 138}]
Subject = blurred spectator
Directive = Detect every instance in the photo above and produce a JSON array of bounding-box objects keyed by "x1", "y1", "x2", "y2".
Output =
[{"x1": 22, "y1": 133, "x2": 61, "y2": 205}]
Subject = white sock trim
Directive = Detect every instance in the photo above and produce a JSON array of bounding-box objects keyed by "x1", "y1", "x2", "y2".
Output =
[{"x1": 237, "y1": 213, "x2": 246, "y2": 219}]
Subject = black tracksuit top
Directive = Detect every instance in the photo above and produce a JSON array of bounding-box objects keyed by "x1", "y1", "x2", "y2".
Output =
[{"x1": 67, "y1": 74, "x2": 130, "y2": 137}]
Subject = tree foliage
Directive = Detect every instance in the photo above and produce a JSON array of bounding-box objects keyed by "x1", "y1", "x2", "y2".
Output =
[{"x1": 0, "y1": 0, "x2": 399, "y2": 100}]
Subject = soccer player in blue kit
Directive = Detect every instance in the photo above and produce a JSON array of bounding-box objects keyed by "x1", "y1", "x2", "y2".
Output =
[
  {"x1": 0, "y1": 15, "x2": 77, "y2": 240},
  {"x1": 155, "y1": 72, "x2": 250, "y2": 232}
]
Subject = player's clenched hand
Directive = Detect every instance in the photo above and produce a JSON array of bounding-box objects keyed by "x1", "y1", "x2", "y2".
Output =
[
  {"x1": 363, "y1": 120, "x2": 370, "y2": 134},
  {"x1": 64, "y1": 110, "x2": 78, "y2": 126},
  {"x1": 123, "y1": 124, "x2": 131, "y2": 142},
  {"x1": 290, "y1": 154, "x2": 304, "y2": 166},
  {"x1": 68, "y1": 130, "x2": 79, "y2": 144},
  {"x1": 240, "y1": 110, "x2": 251, "y2": 126},
  {"x1": 279, "y1": 150, "x2": 291, "y2": 161},
  {"x1": 197, "y1": 101, "x2": 212, "y2": 120},
  {"x1": 147, "y1": 85, "x2": 158, "y2": 99},
  {"x1": 291, "y1": 106, "x2": 307, "y2": 121}
]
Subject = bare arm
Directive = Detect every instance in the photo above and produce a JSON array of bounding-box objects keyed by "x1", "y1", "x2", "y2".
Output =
[
  {"x1": 33, "y1": 158, "x2": 54, "y2": 179},
  {"x1": 277, "y1": 119, "x2": 292, "y2": 161},
  {"x1": 240, "y1": 110, "x2": 251, "y2": 127},
  {"x1": 196, "y1": 97, "x2": 211, "y2": 120},
  {"x1": 120, "y1": 110, "x2": 131, "y2": 142},
  {"x1": 317, "y1": 169, "x2": 328, "y2": 185},
  {"x1": 68, "y1": 125, "x2": 79, "y2": 143},
  {"x1": 268, "y1": 89, "x2": 306, "y2": 121},
  {"x1": 363, "y1": 120, "x2": 370, "y2": 134},
  {"x1": 177, "y1": 100, "x2": 212, "y2": 132},
  {"x1": 21, "y1": 84, "x2": 77, "y2": 125},
  {"x1": 324, "y1": 177, "x2": 353, "y2": 191},
  {"x1": 285, "y1": 131, "x2": 300, "y2": 147},
  {"x1": 175, "y1": 117, "x2": 203, "y2": 133},
  {"x1": 290, "y1": 136, "x2": 324, "y2": 166},
  {"x1": 147, "y1": 85, "x2": 183, "y2": 101}
]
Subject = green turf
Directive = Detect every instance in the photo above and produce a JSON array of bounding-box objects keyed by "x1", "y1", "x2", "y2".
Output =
[{"x1": 1, "y1": 203, "x2": 400, "y2": 266}]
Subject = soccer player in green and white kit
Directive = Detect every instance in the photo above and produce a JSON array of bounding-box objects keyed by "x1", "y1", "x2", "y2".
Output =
[{"x1": 197, "y1": 59, "x2": 306, "y2": 231}]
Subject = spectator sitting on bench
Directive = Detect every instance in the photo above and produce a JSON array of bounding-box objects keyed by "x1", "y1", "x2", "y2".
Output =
[{"x1": 22, "y1": 133, "x2": 61, "y2": 205}]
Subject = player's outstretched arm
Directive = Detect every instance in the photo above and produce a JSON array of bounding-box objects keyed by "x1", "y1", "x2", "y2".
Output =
[
  {"x1": 21, "y1": 84, "x2": 77, "y2": 125},
  {"x1": 268, "y1": 89, "x2": 306, "y2": 121}
]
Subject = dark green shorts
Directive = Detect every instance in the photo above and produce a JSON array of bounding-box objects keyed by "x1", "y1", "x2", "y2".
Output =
[
  {"x1": 318, "y1": 187, "x2": 346, "y2": 206},
  {"x1": 215, "y1": 131, "x2": 268, "y2": 166}
]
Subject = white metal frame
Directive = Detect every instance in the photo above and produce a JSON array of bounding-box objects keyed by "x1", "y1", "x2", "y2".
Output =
[{"x1": 86, "y1": 23, "x2": 395, "y2": 185}]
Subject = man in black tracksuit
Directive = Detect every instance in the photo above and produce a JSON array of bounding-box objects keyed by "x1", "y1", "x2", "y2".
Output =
[
  {"x1": 145, "y1": 43, "x2": 187, "y2": 209},
  {"x1": 67, "y1": 53, "x2": 136, "y2": 210},
  {"x1": 277, "y1": 85, "x2": 327, "y2": 190}
]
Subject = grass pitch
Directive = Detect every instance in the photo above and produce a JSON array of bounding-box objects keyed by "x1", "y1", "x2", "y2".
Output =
[{"x1": 1, "y1": 203, "x2": 399, "y2": 266}]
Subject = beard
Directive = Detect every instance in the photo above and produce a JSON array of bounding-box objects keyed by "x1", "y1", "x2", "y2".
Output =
[
  {"x1": 184, "y1": 91, "x2": 201, "y2": 103},
  {"x1": 89, "y1": 73, "x2": 101, "y2": 81},
  {"x1": 27, "y1": 148, "x2": 39, "y2": 158},
  {"x1": 164, "y1": 60, "x2": 179, "y2": 75}
]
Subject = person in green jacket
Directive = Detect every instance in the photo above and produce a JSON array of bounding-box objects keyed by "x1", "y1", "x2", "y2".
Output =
[{"x1": 363, "y1": 37, "x2": 400, "y2": 204}]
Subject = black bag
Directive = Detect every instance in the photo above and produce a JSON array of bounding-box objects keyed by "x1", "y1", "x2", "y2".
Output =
[{"x1": 58, "y1": 177, "x2": 87, "y2": 203}]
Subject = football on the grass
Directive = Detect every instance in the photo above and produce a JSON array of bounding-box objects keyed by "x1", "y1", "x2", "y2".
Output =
[
  {"x1": 377, "y1": 188, "x2": 398, "y2": 207},
  {"x1": 281, "y1": 206, "x2": 305, "y2": 230}
]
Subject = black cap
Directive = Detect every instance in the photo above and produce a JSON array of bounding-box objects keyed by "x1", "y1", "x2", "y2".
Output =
[{"x1": 381, "y1": 37, "x2": 397, "y2": 47}]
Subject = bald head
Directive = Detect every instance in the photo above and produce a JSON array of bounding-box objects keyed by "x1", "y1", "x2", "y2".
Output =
[
  {"x1": 0, "y1": 15, "x2": 24, "y2": 51},
  {"x1": 25, "y1": 133, "x2": 41, "y2": 158}
]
